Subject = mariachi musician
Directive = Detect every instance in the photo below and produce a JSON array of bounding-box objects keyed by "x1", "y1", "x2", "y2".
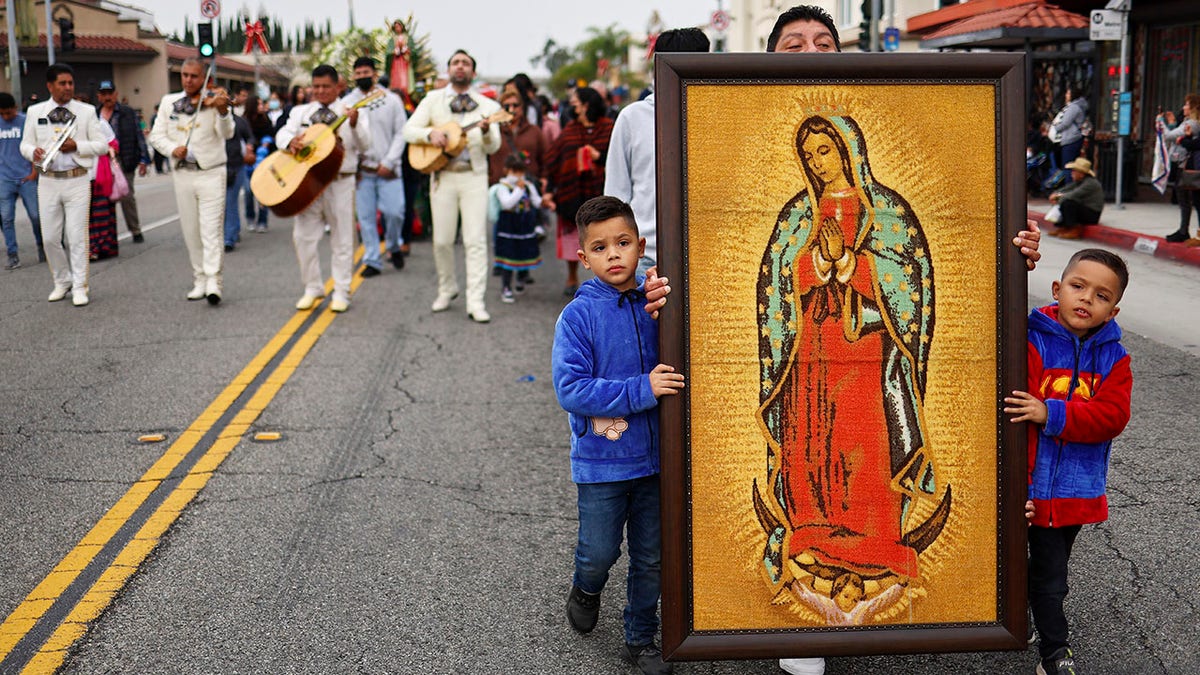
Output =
[
  {"x1": 275, "y1": 64, "x2": 369, "y2": 313},
  {"x1": 402, "y1": 49, "x2": 501, "y2": 323},
  {"x1": 20, "y1": 63, "x2": 109, "y2": 307},
  {"x1": 149, "y1": 57, "x2": 234, "y2": 305}
]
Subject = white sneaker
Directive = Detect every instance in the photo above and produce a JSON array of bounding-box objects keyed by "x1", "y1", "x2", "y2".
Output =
[
  {"x1": 48, "y1": 286, "x2": 70, "y2": 302},
  {"x1": 779, "y1": 658, "x2": 826, "y2": 675},
  {"x1": 186, "y1": 284, "x2": 205, "y2": 301},
  {"x1": 71, "y1": 291, "x2": 89, "y2": 307},
  {"x1": 468, "y1": 308, "x2": 490, "y2": 323},
  {"x1": 431, "y1": 292, "x2": 457, "y2": 312},
  {"x1": 501, "y1": 287, "x2": 515, "y2": 303},
  {"x1": 295, "y1": 293, "x2": 323, "y2": 310},
  {"x1": 329, "y1": 297, "x2": 349, "y2": 313}
]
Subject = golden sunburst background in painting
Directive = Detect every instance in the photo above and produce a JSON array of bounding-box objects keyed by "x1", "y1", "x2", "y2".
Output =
[{"x1": 683, "y1": 83, "x2": 1000, "y2": 630}]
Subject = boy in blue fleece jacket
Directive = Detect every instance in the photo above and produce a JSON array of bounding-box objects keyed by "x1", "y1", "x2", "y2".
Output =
[
  {"x1": 552, "y1": 196, "x2": 684, "y2": 675},
  {"x1": 1004, "y1": 248, "x2": 1132, "y2": 675}
]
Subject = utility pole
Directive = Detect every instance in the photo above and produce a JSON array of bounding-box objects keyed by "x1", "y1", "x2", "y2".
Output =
[
  {"x1": 1111, "y1": 0, "x2": 1130, "y2": 209},
  {"x1": 5, "y1": 0, "x2": 21, "y2": 102},
  {"x1": 871, "y1": 0, "x2": 882, "y2": 52},
  {"x1": 45, "y1": 0, "x2": 54, "y2": 65}
]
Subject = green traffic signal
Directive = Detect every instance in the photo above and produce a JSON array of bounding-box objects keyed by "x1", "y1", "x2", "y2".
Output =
[{"x1": 197, "y1": 22, "x2": 214, "y2": 58}]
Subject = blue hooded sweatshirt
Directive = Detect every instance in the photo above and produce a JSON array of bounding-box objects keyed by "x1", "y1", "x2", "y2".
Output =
[
  {"x1": 1026, "y1": 305, "x2": 1131, "y2": 528},
  {"x1": 552, "y1": 276, "x2": 660, "y2": 484}
]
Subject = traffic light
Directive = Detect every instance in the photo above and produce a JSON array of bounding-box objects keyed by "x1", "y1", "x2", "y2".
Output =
[
  {"x1": 58, "y1": 17, "x2": 76, "y2": 53},
  {"x1": 197, "y1": 22, "x2": 214, "y2": 58}
]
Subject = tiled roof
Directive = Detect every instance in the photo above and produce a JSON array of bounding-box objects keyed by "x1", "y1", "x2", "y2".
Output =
[
  {"x1": 0, "y1": 33, "x2": 158, "y2": 54},
  {"x1": 922, "y1": 1, "x2": 1089, "y2": 41}
]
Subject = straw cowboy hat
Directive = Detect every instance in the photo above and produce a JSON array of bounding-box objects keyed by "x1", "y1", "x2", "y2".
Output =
[{"x1": 1063, "y1": 157, "x2": 1095, "y2": 176}]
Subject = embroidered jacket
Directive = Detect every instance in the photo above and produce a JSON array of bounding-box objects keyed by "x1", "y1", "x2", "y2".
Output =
[
  {"x1": 1026, "y1": 304, "x2": 1132, "y2": 528},
  {"x1": 552, "y1": 277, "x2": 660, "y2": 484}
]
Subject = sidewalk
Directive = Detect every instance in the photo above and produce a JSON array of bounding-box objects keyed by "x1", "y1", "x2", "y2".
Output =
[{"x1": 1027, "y1": 194, "x2": 1200, "y2": 267}]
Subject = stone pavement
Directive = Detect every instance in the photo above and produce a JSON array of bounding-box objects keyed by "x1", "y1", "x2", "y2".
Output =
[{"x1": 1028, "y1": 191, "x2": 1200, "y2": 267}]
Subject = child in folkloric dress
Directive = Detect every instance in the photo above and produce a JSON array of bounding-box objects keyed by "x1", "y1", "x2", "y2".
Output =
[{"x1": 489, "y1": 153, "x2": 543, "y2": 303}]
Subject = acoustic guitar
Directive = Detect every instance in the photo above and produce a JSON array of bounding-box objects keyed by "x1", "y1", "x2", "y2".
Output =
[
  {"x1": 251, "y1": 90, "x2": 385, "y2": 217},
  {"x1": 408, "y1": 109, "x2": 513, "y2": 174}
]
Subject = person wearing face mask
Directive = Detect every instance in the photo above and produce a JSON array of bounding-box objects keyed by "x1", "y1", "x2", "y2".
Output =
[
  {"x1": 266, "y1": 92, "x2": 284, "y2": 129},
  {"x1": 343, "y1": 55, "x2": 409, "y2": 276}
]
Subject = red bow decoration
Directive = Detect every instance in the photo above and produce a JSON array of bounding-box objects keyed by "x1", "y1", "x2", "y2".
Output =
[{"x1": 243, "y1": 21, "x2": 270, "y2": 54}]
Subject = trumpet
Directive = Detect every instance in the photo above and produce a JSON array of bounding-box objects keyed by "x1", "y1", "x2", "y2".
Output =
[{"x1": 38, "y1": 118, "x2": 77, "y2": 172}]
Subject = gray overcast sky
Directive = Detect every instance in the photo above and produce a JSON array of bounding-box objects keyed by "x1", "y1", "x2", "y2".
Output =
[{"x1": 152, "y1": 0, "x2": 714, "y2": 80}]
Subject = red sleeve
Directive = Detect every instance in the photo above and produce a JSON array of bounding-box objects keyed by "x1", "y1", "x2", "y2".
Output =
[
  {"x1": 1058, "y1": 353, "x2": 1132, "y2": 443},
  {"x1": 1026, "y1": 342, "x2": 1045, "y2": 482}
]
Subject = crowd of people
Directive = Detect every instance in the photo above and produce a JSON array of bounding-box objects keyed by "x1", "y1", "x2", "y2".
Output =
[{"x1": 0, "y1": 6, "x2": 1141, "y2": 675}]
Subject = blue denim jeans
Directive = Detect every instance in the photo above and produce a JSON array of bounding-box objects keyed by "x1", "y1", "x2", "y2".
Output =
[
  {"x1": 224, "y1": 170, "x2": 245, "y2": 246},
  {"x1": 356, "y1": 172, "x2": 406, "y2": 270},
  {"x1": 0, "y1": 177, "x2": 42, "y2": 256},
  {"x1": 244, "y1": 170, "x2": 268, "y2": 227},
  {"x1": 574, "y1": 475, "x2": 662, "y2": 646}
]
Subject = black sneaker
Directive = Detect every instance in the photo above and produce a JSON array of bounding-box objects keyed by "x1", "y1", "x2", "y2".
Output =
[
  {"x1": 132, "y1": 233, "x2": 145, "y2": 243},
  {"x1": 619, "y1": 642, "x2": 673, "y2": 675},
  {"x1": 566, "y1": 585, "x2": 600, "y2": 633},
  {"x1": 391, "y1": 250, "x2": 405, "y2": 270},
  {"x1": 1036, "y1": 647, "x2": 1078, "y2": 675},
  {"x1": 360, "y1": 266, "x2": 382, "y2": 278}
]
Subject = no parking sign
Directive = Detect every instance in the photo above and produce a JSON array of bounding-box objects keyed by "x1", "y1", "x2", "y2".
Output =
[{"x1": 200, "y1": 0, "x2": 221, "y2": 19}]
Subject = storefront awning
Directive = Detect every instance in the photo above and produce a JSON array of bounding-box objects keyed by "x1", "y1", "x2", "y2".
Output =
[{"x1": 913, "y1": 1, "x2": 1090, "y2": 50}]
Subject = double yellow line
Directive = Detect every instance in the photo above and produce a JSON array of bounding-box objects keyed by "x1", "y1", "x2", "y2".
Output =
[{"x1": 0, "y1": 252, "x2": 368, "y2": 673}]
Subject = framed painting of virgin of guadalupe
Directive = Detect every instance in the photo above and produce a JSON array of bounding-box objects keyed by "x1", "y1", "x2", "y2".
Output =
[{"x1": 654, "y1": 52, "x2": 1030, "y2": 660}]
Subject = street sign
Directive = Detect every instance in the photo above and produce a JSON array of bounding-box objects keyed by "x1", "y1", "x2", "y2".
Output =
[
  {"x1": 1118, "y1": 91, "x2": 1132, "y2": 136},
  {"x1": 1090, "y1": 9, "x2": 1122, "y2": 41},
  {"x1": 200, "y1": 0, "x2": 221, "y2": 20},
  {"x1": 711, "y1": 10, "x2": 730, "y2": 33},
  {"x1": 883, "y1": 27, "x2": 900, "y2": 52}
]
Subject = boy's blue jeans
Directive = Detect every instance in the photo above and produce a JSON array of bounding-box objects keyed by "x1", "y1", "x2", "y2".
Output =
[{"x1": 574, "y1": 475, "x2": 661, "y2": 647}]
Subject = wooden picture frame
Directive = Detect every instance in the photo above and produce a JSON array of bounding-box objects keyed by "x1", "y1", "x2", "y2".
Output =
[{"x1": 654, "y1": 52, "x2": 1029, "y2": 660}]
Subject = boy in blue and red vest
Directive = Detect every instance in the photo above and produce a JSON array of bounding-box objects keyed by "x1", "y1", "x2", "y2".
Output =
[{"x1": 1004, "y1": 248, "x2": 1132, "y2": 675}]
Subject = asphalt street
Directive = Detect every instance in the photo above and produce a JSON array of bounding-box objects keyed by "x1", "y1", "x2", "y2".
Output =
[{"x1": 0, "y1": 174, "x2": 1197, "y2": 674}]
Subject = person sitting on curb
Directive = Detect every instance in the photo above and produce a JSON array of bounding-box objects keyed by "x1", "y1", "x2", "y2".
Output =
[{"x1": 1047, "y1": 158, "x2": 1103, "y2": 240}]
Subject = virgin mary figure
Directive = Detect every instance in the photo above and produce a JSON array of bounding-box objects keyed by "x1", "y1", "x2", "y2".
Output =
[
  {"x1": 753, "y1": 115, "x2": 950, "y2": 620},
  {"x1": 386, "y1": 19, "x2": 414, "y2": 94}
]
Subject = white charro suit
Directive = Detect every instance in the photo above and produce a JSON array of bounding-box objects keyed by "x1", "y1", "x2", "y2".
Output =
[
  {"x1": 402, "y1": 87, "x2": 501, "y2": 316},
  {"x1": 149, "y1": 91, "x2": 235, "y2": 298},
  {"x1": 275, "y1": 100, "x2": 371, "y2": 306},
  {"x1": 20, "y1": 98, "x2": 109, "y2": 299}
]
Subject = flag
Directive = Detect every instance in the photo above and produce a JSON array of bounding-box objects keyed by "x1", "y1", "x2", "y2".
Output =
[{"x1": 1151, "y1": 122, "x2": 1169, "y2": 195}]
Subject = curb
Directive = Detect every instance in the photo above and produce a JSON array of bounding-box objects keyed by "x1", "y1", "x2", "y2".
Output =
[{"x1": 1027, "y1": 209, "x2": 1200, "y2": 268}]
